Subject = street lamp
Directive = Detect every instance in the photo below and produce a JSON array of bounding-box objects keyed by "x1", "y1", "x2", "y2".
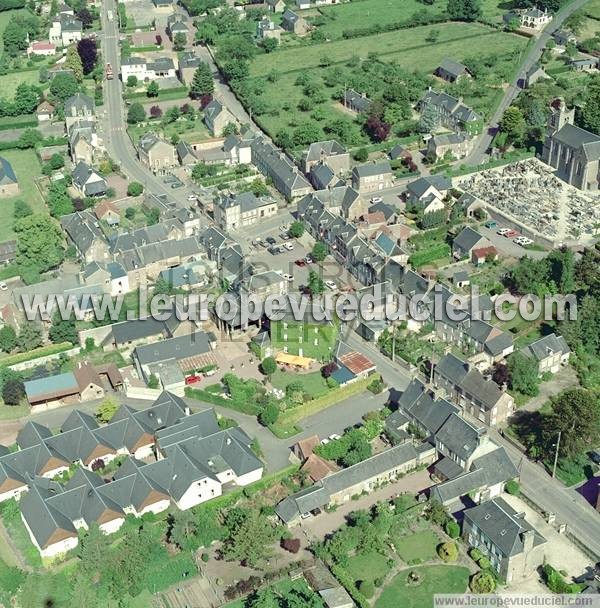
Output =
[{"x1": 551, "y1": 431, "x2": 561, "y2": 479}]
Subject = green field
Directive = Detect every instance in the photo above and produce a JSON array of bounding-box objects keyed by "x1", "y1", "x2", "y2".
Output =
[
  {"x1": 376, "y1": 566, "x2": 470, "y2": 608},
  {"x1": 270, "y1": 319, "x2": 338, "y2": 360},
  {"x1": 345, "y1": 551, "x2": 392, "y2": 583},
  {"x1": 0, "y1": 149, "x2": 46, "y2": 242},
  {"x1": 249, "y1": 22, "x2": 524, "y2": 77},
  {"x1": 584, "y1": 0, "x2": 600, "y2": 19},
  {"x1": 128, "y1": 116, "x2": 210, "y2": 145},
  {"x1": 0, "y1": 70, "x2": 41, "y2": 98},
  {"x1": 394, "y1": 530, "x2": 441, "y2": 563}
]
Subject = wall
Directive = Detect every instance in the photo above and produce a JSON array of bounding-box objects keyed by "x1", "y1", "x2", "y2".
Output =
[
  {"x1": 10, "y1": 346, "x2": 81, "y2": 371},
  {"x1": 177, "y1": 477, "x2": 222, "y2": 511},
  {"x1": 99, "y1": 517, "x2": 125, "y2": 535},
  {"x1": 234, "y1": 467, "x2": 264, "y2": 487},
  {"x1": 139, "y1": 499, "x2": 170, "y2": 516}
]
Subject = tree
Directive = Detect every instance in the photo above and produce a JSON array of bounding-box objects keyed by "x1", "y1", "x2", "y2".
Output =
[
  {"x1": 189, "y1": 62, "x2": 215, "y2": 101},
  {"x1": 13, "y1": 199, "x2": 32, "y2": 221},
  {"x1": 15, "y1": 214, "x2": 64, "y2": 274},
  {"x1": 470, "y1": 571, "x2": 496, "y2": 593},
  {"x1": 260, "y1": 356, "x2": 277, "y2": 378},
  {"x1": 438, "y1": 541, "x2": 459, "y2": 562},
  {"x1": 173, "y1": 32, "x2": 187, "y2": 51},
  {"x1": 96, "y1": 398, "x2": 119, "y2": 423},
  {"x1": 169, "y1": 509, "x2": 198, "y2": 551},
  {"x1": 126, "y1": 75, "x2": 138, "y2": 88},
  {"x1": 312, "y1": 241, "x2": 328, "y2": 262},
  {"x1": 445, "y1": 519, "x2": 460, "y2": 538},
  {"x1": 544, "y1": 389, "x2": 600, "y2": 459},
  {"x1": 492, "y1": 362, "x2": 509, "y2": 387},
  {"x1": 258, "y1": 401, "x2": 279, "y2": 426},
  {"x1": 500, "y1": 106, "x2": 526, "y2": 145},
  {"x1": 353, "y1": 147, "x2": 368, "y2": 162},
  {"x1": 307, "y1": 270, "x2": 324, "y2": 295},
  {"x1": 292, "y1": 121, "x2": 321, "y2": 147},
  {"x1": 447, "y1": 0, "x2": 482, "y2": 21},
  {"x1": 13, "y1": 83, "x2": 41, "y2": 115},
  {"x1": 0, "y1": 325, "x2": 16, "y2": 353},
  {"x1": 125, "y1": 207, "x2": 136, "y2": 220},
  {"x1": 150, "y1": 105, "x2": 162, "y2": 118},
  {"x1": 127, "y1": 182, "x2": 144, "y2": 197},
  {"x1": 78, "y1": 524, "x2": 112, "y2": 580},
  {"x1": 49, "y1": 72, "x2": 79, "y2": 103},
  {"x1": 18, "y1": 322, "x2": 43, "y2": 351},
  {"x1": 77, "y1": 38, "x2": 98, "y2": 75},
  {"x1": 147, "y1": 373, "x2": 159, "y2": 389},
  {"x1": 48, "y1": 313, "x2": 78, "y2": 344},
  {"x1": 127, "y1": 102, "x2": 146, "y2": 124},
  {"x1": 76, "y1": 7, "x2": 93, "y2": 28},
  {"x1": 3, "y1": 17, "x2": 28, "y2": 56},
  {"x1": 65, "y1": 45, "x2": 84, "y2": 82},
  {"x1": 365, "y1": 115, "x2": 391, "y2": 142},
  {"x1": 281, "y1": 538, "x2": 300, "y2": 553},
  {"x1": 289, "y1": 221, "x2": 304, "y2": 238},
  {"x1": 262, "y1": 37, "x2": 278, "y2": 53},
  {"x1": 426, "y1": 499, "x2": 449, "y2": 526},
  {"x1": 418, "y1": 103, "x2": 439, "y2": 133},
  {"x1": 507, "y1": 352, "x2": 540, "y2": 396},
  {"x1": 3, "y1": 377, "x2": 24, "y2": 405},
  {"x1": 505, "y1": 479, "x2": 520, "y2": 495},
  {"x1": 221, "y1": 509, "x2": 276, "y2": 566},
  {"x1": 579, "y1": 76, "x2": 600, "y2": 135},
  {"x1": 147, "y1": 81, "x2": 159, "y2": 98}
]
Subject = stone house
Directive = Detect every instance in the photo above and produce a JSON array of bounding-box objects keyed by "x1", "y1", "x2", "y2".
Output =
[
  {"x1": 521, "y1": 333, "x2": 570, "y2": 375},
  {"x1": 203, "y1": 99, "x2": 237, "y2": 137},
  {"x1": 351, "y1": 161, "x2": 393, "y2": 193},
  {"x1": 138, "y1": 133, "x2": 177, "y2": 175},
  {"x1": 0, "y1": 157, "x2": 19, "y2": 197}
]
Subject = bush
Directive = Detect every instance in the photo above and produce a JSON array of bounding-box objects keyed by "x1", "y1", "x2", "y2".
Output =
[
  {"x1": 478, "y1": 556, "x2": 491, "y2": 570},
  {"x1": 445, "y1": 520, "x2": 460, "y2": 539},
  {"x1": 127, "y1": 181, "x2": 144, "y2": 196},
  {"x1": 505, "y1": 479, "x2": 520, "y2": 495},
  {"x1": 280, "y1": 538, "x2": 301, "y2": 554},
  {"x1": 542, "y1": 564, "x2": 582, "y2": 594},
  {"x1": 438, "y1": 542, "x2": 458, "y2": 562},
  {"x1": 90, "y1": 458, "x2": 105, "y2": 471},
  {"x1": 469, "y1": 547, "x2": 483, "y2": 562},
  {"x1": 367, "y1": 376, "x2": 384, "y2": 394},
  {"x1": 358, "y1": 580, "x2": 374, "y2": 599},
  {"x1": 201, "y1": 553, "x2": 209, "y2": 562},
  {"x1": 470, "y1": 570, "x2": 496, "y2": 593}
]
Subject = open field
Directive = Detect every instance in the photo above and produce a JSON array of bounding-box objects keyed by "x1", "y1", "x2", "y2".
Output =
[
  {"x1": 578, "y1": 16, "x2": 600, "y2": 40},
  {"x1": 250, "y1": 22, "x2": 524, "y2": 77},
  {"x1": 375, "y1": 565, "x2": 470, "y2": 608},
  {"x1": 345, "y1": 551, "x2": 391, "y2": 583},
  {"x1": 584, "y1": 0, "x2": 600, "y2": 19},
  {"x1": 0, "y1": 149, "x2": 46, "y2": 242},
  {"x1": 246, "y1": 22, "x2": 527, "y2": 142}
]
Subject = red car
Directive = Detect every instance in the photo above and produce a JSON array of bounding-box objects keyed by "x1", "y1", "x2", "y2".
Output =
[
  {"x1": 505, "y1": 230, "x2": 520, "y2": 238},
  {"x1": 294, "y1": 258, "x2": 306, "y2": 267},
  {"x1": 185, "y1": 375, "x2": 201, "y2": 385}
]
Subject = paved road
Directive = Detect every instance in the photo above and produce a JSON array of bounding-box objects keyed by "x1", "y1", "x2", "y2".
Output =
[
  {"x1": 465, "y1": 0, "x2": 591, "y2": 166},
  {"x1": 491, "y1": 428, "x2": 600, "y2": 560}
]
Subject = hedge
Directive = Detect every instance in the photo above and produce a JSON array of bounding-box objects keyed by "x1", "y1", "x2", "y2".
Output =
[
  {"x1": 185, "y1": 386, "x2": 261, "y2": 416},
  {"x1": 277, "y1": 375, "x2": 375, "y2": 426},
  {"x1": 408, "y1": 243, "x2": 451, "y2": 268},
  {"x1": 0, "y1": 342, "x2": 74, "y2": 368},
  {"x1": 0, "y1": 115, "x2": 37, "y2": 131},
  {"x1": 330, "y1": 564, "x2": 370, "y2": 608}
]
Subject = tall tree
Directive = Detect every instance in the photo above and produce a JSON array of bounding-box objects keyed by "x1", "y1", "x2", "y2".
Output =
[
  {"x1": 49, "y1": 72, "x2": 79, "y2": 103},
  {"x1": 17, "y1": 322, "x2": 43, "y2": 351},
  {"x1": 447, "y1": 0, "x2": 482, "y2": 21},
  {"x1": 14, "y1": 214, "x2": 64, "y2": 274},
  {"x1": 190, "y1": 62, "x2": 214, "y2": 100},
  {"x1": 127, "y1": 102, "x2": 145, "y2": 124},
  {"x1": 0, "y1": 325, "x2": 17, "y2": 352},
  {"x1": 578, "y1": 76, "x2": 600, "y2": 135},
  {"x1": 507, "y1": 352, "x2": 540, "y2": 396},
  {"x1": 77, "y1": 38, "x2": 98, "y2": 75},
  {"x1": 65, "y1": 45, "x2": 84, "y2": 82}
]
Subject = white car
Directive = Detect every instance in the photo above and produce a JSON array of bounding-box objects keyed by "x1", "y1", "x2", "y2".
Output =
[
  {"x1": 187, "y1": 194, "x2": 198, "y2": 201},
  {"x1": 514, "y1": 236, "x2": 533, "y2": 246},
  {"x1": 282, "y1": 273, "x2": 293, "y2": 282},
  {"x1": 328, "y1": 433, "x2": 341, "y2": 441},
  {"x1": 320, "y1": 438, "x2": 330, "y2": 445},
  {"x1": 283, "y1": 242, "x2": 294, "y2": 251},
  {"x1": 325, "y1": 280, "x2": 337, "y2": 290},
  {"x1": 370, "y1": 196, "x2": 383, "y2": 204},
  {"x1": 0, "y1": 282, "x2": 7, "y2": 291},
  {"x1": 497, "y1": 228, "x2": 511, "y2": 236}
]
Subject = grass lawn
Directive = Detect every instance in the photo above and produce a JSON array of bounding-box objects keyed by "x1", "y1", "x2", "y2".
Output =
[
  {"x1": 0, "y1": 402, "x2": 29, "y2": 420},
  {"x1": 584, "y1": 0, "x2": 600, "y2": 19},
  {"x1": 544, "y1": 454, "x2": 597, "y2": 487},
  {"x1": 345, "y1": 551, "x2": 392, "y2": 583},
  {"x1": 376, "y1": 565, "x2": 470, "y2": 608},
  {"x1": 0, "y1": 70, "x2": 40, "y2": 98},
  {"x1": 128, "y1": 117, "x2": 210, "y2": 145},
  {"x1": 270, "y1": 319, "x2": 338, "y2": 361},
  {"x1": 0, "y1": 148, "x2": 46, "y2": 242},
  {"x1": 394, "y1": 530, "x2": 440, "y2": 563},
  {"x1": 270, "y1": 369, "x2": 328, "y2": 398}
]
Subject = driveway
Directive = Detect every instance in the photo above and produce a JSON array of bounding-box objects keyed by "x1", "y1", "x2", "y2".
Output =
[{"x1": 518, "y1": 365, "x2": 579, "y2": 413}]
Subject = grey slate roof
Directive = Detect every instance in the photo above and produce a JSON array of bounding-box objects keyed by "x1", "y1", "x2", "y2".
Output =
[
  {"x1": 463, "y1": 497, "x2": 546, "y2": 556},
  {"x1": 61, "y1": 210, "x2": 107, "y2": 254},
  {"x1": 435, "y1": 412, "x2": 483, "y2": 462},
  {"x1": 344, "y1": 89, "x2": 372, "y2": 113},
  {"x1": 0, "y1": 156, "x2": 17, "y2": 185},
  {"x1": 134, "y1": 331, "x2": 211, "y2": 366},
  {"x1": 305, "y1": 140, "x2": 346, "y2": 162},
  {"x1": 522, "y1": 332, "x2": 570, "y2": 362},
  {"x1": 437, "y1": 57, "x2": 470, "y2": 79},
  {"x1": 353, "y1": 161, "x2": 392, "y2": 179},
  {"x1": 454, "y1": 226, "x2": 486, "y2": 252}
]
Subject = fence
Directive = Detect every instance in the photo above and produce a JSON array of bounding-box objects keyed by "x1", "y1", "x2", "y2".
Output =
[{"x1": 8, "y1": 346, "x2": 80, "y2": 371}]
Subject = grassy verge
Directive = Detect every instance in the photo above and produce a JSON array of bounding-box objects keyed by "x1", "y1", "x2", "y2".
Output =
[
  {"x1": 0, "y1": 499, "x2": 42, "y2": 568},
  {"x1": 124, "y1": 87, "x2": 189, "y2": 102},
  {"x1": 185, "y1": 386, "x2": 261, "y2": 416}
]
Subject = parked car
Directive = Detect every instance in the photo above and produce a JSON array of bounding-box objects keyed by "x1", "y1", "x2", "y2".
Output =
[
  {"x1": 514, "y1": 236, "x2": 533, "y2": 246},
  {"x1": 0, "y1": 282, "x2": 7, "y2": 291},
  {"x1": 268, "y1": 246, "x2": 280, "y2": 255},
  {"x1": 589, "y1": 450, "x2": 600, "y2": 464},
  {"x1": 497, "y1": 227, "x2": 510, "y2": 236},
  {"x1": 295, "y1": 258, "x2": 306, "y2": 267},
  {"x1": 185, "y1": 375, "x2": 201, "y2": 385},
  {"x1": 282, "y1": 273, "x2": 293, "y2": 282},
  {"x1": 305, "y1": 255, "x2": 314, "y2": 264},
  {"x1": 187, "y1": 194, "x2": 198, "y2": 201},
  {"x1": 283, "y1": 242, "x2": 294, "y2": 251},
  {"x1": 505, "y1": 230, "x2": 520, "y2": 238},
  {"x1": 370, "y1": 196, "x2": 383, "y2": 204},
  {"x1": 328, "y1": 433, "x2": 341, "y2": 441},
  {"x1": 484, "y1": 220, "x2": 497, "y2": 229},
  {"x1": 171, "y1": 181, "x2": 184, "y2": 189},
  {"x1": 325, "y1": 280, "x2": 337, "y2": 290},
  {"x1": 266, "y1": 236, "x2": 277, "y2": 245}
]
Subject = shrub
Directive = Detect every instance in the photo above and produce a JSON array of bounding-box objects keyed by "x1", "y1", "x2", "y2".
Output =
[
  {"x1": 438, "y1": 542, "x2": 458, "y2": 562},
  {"x1": 505, "y1": 479, "x2": 520, "y2": 495},
  {"x1": 358, "y1": 580, "x2": 374, "y2": 599},
  {"x1": 469, "y1": 547, "x2": 483, "y2": 562},
  {"x1": 90, "y1": 458, "x2": 105, "y2": 471},
  {"x1": 542, "y1": 564, "x2": 583, "y2": 594},
  {"x1": 201, "y1": 553, "x2": 209, "y2": 562},
  {"x1": 470, "y1": 570, "x2": 496, "y2": 593},
  {"x1": 127, "y1": 181, "x2": 144, "y2": 196},
  {"x1": 281, "y1": 538, "x2": 301, "y2": 553},
  {"x1": 445, "y1": 520, "x2": 460, "y2": 539}
]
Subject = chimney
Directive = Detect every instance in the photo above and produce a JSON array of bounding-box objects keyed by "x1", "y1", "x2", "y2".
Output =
[{"x1": 521, "y1": 529, "x2": 535, "y2": 554}]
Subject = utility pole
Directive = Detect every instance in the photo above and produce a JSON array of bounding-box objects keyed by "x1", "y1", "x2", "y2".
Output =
[{"x1": 552, "y1": 430, "x2": 561, "y2": 479}]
